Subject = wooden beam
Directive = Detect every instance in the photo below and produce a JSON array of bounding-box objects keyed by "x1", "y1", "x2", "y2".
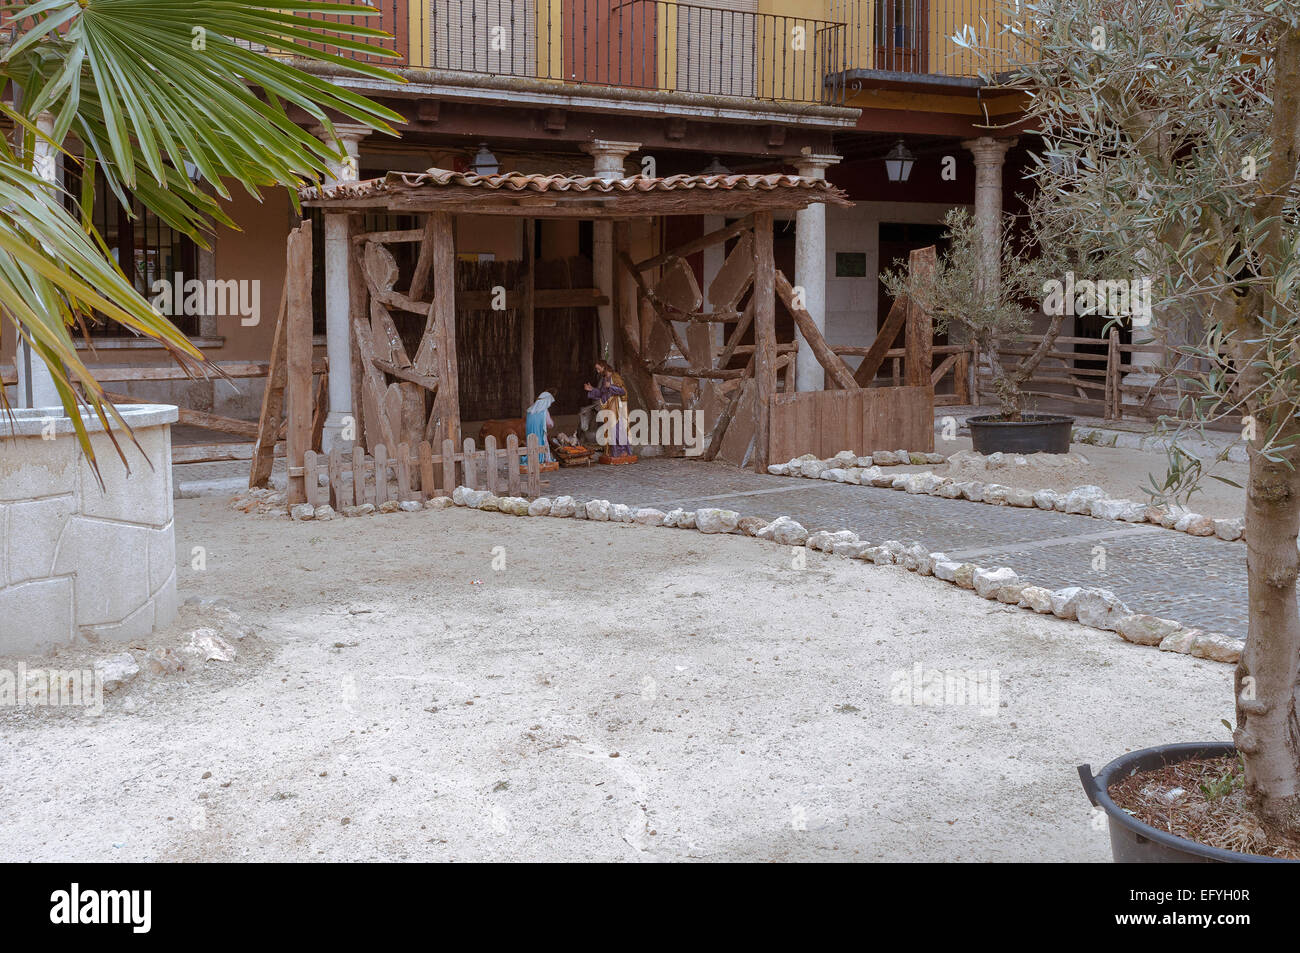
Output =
[
  {"x1": 905, "y1": 246, "x2": 936, "y2": 388},
  {"x1": 372, "y1": 359, "x2": 440, "y2": 392},
  {"x1": 285, "y1": 221, "x2": 314, "y2": 505},
  {"x1": 716, "y1": 299, "x2": 755, "y2": 370},
  {"x1": 407, "y1": 215, "x2": 439, "y2": 301},
  {"x1": 775, "y1": 269, "x2": 860, "y2": 391},
  {"x1": 249, "y1": 283, "x2": 289, "y2": 488},
  {"x1": 106, "y1": 392, "x2": 261, "y2": 440},
  {"x1": 350, "y1": 228, "x2": 425, "y2": 245},
  {"x1": 428, "y1": 211, "x2": 459, "y2": 446},
  {"x1": 520, "y1": 218, "x2": 535, "y2": 406},
  {"x1": 649, "y1": 363, "x2": 747, "y2": 380},
  {"x1": 176, "y1": 442, "x2": 282, "y2": 465},
  {"x1": 633, "y1": 214, "x2": 754, "y2": 272},
  {"x1": 853, "y1": 294, "x2": 909, "y2": 386},
  {"x1": 752, "y1": 211, "x2": 776, "y2": 470}
]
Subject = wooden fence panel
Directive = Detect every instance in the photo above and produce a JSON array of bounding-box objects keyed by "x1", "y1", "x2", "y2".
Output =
[{"x1": 769, "y1": 385, "x2": 933, "y2": 462}]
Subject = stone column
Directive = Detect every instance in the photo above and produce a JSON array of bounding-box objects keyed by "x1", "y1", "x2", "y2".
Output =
[
  {"x1": 16, "y1": 113, "x2": 63, "y2": 409},
  {"x1": 961, "y1": 136, "x2": 1017, "y2": 289},
  {"x1": 961, "y1": 136, "x2": 1017, "y2": 402},
  {"x1": 581, "y1": 140, "x2": 641, "y2": 358},
  {"x1": 312, "y1": 124, "x2": 370, "y2": 452},
  {"x1": 793, "y1": 153, "x2": 841, "y2": 391}
]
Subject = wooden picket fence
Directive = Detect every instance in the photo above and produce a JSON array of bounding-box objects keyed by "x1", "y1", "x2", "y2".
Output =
[{"x1": 302, "y1": 433, "x2": 544, "y2": 509}]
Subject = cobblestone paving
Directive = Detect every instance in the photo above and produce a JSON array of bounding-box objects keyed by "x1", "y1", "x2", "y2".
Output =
[{"x1": 545, "y1": 459, "x2": 1249, "y2": 638}]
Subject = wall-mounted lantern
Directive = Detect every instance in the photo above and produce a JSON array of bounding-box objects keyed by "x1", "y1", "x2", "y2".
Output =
[{"x1": 884, "y1": 139, "x2": 915, "y2": 183}]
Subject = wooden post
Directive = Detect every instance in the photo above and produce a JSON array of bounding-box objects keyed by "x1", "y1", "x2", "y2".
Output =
[
  {"x1": 352, "y1": 445, "x2": 365, "y2": 506},
  {"x1": 1106, "y1": 327, "x2": 1121, "y2": 420},
  {"x1": 905, "y1": 246, "x2": 936, "y2": 388},
  {"x1": 248, "y1": 283, "x2": 288, "y2": 489},
  {"x1": 752, "y1": 211, "x2": 776, "y2": 470},
  {"x1": 396, "y1": 441, "x2": 412, "y2": 500},
  {"x1": 429, "y1": 212, "x2": 460, "y2": 447},
  {"x1": 520, "y1": 218, "x2": 536, "y2": 407},
  {"x1": 346, "y1": 214, "x2": 369, "y2": 450},
  {"x1": 462, "y1": 437, "x2": 477, "y2": 488},
  {"x1": 526, "y1": 433, "x2": 540, "y2": 497},
  {"x1": 441, "y1": 437, "x2": 457, "y2": 494},
  {"x1": 418, "y1": 440, "x2": 435, "y2": 501},
  {"x1": 374, "y1": 444, "x2": 389, "y2": 504},
  {"x1": 506, "y1": 434, "x2": 521, "y2": 496},
  {"x1": 285, "y1": 221, "x2": 313, "y2": 505},
  {"x1": 485, "y1": 435, "x2": 499, "y2": 494}
]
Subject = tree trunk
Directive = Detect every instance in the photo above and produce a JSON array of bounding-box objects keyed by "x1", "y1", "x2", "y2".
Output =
[{"x1": 1235, "y1": 380, "x2": 1300, "y2": 838}]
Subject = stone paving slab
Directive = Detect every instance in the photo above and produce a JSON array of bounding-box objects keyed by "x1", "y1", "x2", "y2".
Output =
[{"x1": 546, "y1": 459, "x2": 1249, "y2": 638}]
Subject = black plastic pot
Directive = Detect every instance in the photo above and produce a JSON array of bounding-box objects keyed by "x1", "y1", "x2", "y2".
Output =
[
  {"x1": 968, "y1": 413, "x2": 1074, "y2": 454},
  {"x1": 1079, "y1": 742, "x2": 1297, "y2": 863}
]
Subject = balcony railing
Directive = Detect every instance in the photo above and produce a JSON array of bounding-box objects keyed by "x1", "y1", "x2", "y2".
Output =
[
  {"x1": 827, "y1": 0, "x2": 1014, "y2": 80},
  {"x1": 298, "y1": 0, "x2": 849, "y2": 105}
]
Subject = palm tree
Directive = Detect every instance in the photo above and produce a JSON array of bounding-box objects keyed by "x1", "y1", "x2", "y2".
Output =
[{"x1": 0, "y1": 0, "x2": 403, "y2": 468}]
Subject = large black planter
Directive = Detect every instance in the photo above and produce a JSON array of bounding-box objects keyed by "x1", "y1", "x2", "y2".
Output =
[
  {"x1": 968, "y1": 413, "x2": 1074, "y2": 454},
  {"x1": 1079, "y1": 742, "x2": 1297, "y2": 863}
]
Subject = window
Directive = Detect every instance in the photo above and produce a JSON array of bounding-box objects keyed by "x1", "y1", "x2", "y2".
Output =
[
  {"x1": 66, "y1": 165, "x2": 200, "y2": 336},
  {"x1": 835, "y1": 251, "x2": 867, "y2": 277}
]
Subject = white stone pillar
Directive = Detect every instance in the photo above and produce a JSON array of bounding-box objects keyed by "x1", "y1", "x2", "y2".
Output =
[
  {"x1": 793, "y1": 153, "x2": 840, "y2": 391},
  {"x1": 961, "y1": 136, "x2": 1016, "y2": 402},
  {"x1": 961, "y1": 136, "x2": 1017, "y2": 291},
  {"x1": 16, "y1": 112, "x2": 63, "y2": 409},
  {"x1": 582, "y1": 140, "x2": 641, "y2": 358},
  {"x1": 312, "y1": 124, "x2": 370, "y2": 452}
]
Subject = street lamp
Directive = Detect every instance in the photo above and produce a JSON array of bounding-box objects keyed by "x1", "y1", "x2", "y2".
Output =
[{"x1": 884, "y1": 139, "x2": 915, "y2": 183}]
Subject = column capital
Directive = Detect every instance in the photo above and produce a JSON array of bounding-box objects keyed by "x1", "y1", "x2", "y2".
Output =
[
  {"x1": 312, "y1": 123, "x2": 371, "y2": 186},
  {"x1": 793, "y1": 152, "x2": 841, "y2": 180},
  {"x1": 581, "y1": 139, "x2": 642, "y2": 180},
  {"x1": 961, "y1": 136, "x2": 1018, "y2": 165}
]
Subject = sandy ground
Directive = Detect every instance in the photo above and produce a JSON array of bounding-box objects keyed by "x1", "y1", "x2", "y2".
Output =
[
  {"x1": 0, "y1": 497, "x2": 1234, "y2": 862},
  {"x1": 932, "y1": 436, "x2": 1249, "y2": 520}
]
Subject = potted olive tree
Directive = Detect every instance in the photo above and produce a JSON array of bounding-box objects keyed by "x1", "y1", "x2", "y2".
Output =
[
  {"x1": 972, "y1": 0, "x2": 1300, "y2": 860},
  {"x1": 880, "y1": 208, "x2": 1074, "y2": 453}
]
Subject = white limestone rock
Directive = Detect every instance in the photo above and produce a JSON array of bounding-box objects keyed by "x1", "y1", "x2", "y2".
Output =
[
  {"x1": 767, "y1": 463, "x2": 790, "y2": 476},
  {"x1": 973, "y1": 567, "x2": 1020, "y2": 599},
  {"x1": 820, "y1": 468, "x2": 847, "y2": 482},
  {"x1": 1062, "y1": 485, "x2": 1106, "y2": 515},
  {"x1": 677, "y1": 511, "x2": 698, "y2": 529},
  {"x1": 1189, "y1": 632, "x2": 1245, "y2": 663},
  {"x1": 935, "y1": 482, "x2": 964, "y2": 499},
  {"x1": 917, "y1": 552, "x2": 947, "y2": 576},
  {"x1": 832, "y1": 540, "x2": 872, "y2": 558},
  {"x1": 1032, "y1": 489, "x2": 1060, "y2": 510},
  {"x1": 900, "y1": 543, "x2": 929, "y2": 571},
  {"x1": 313, "y1": 504, "x2": 337, "y2": 520},
  {"x1": 585, "y1": 499, "x2": 612, "y2": 521},
  {"x1": 933, "y1": 560, "x2": 961, "y2": 582},
  {"x1": 1090, "y1": 498, "x2": 1135, "y2": 521},
  {"x1": 983, "y1": 484, "x2": 1011, "y2": 506},
  {"x1": 462, "y1": 489, "x2": 493, "y2": 510},
  {"x1": 425, "y1": 496, "x2": 454, "y2": 510},
  {"x1": 1213, "y1": 518, "x2": 1244, "y2": 541},
  {"x1": 695, "y1": 508, "x2": 740, "y2": 534},
  {"x1": 398, "y1": 500, "x2": 423, "y2": 513},
  {"x1": 1049, "y1": 586, "x2": 1084, "y2": 620},
  {"x1": 549, "y1": 496, "x2": 577, "y2": 517},
  {"x1": 610, "y1": 503, "x2": 633, "y2": 523},
  {"x1": 800, "y1": 459, "x2": 830, "y2": 479},
  {"x1": 527, "y1": 497, "x2": 553, "y2": 516},
  {"x1": 757, "y1": 516, "x2": 809, "y2": 546},
  {"x1": 864, "y1": 546, "x2": 895, "y2": 565},
  {"x1": 960, "y1": 482, "x2": 986, "y2": 503},
  {"x1": 952, "y1": 563, "x2": 979, "y2": 589},
  {"x1": 633, "y1": 508, "x2": 666, "y2": 526},
  {"x1": 290, "y1": 503, "x2": 314, "y2": 521},
  {"x1": 1116, "y1": 614, "x2": 1183, "y2": 646},
  {"x1": 832, "y1": 450, "x2": 858, "y2": 465},
  {"x1": 872, "y1": 450, "x2": 902, "y2": 466},
  {"x1": 1073, "y1": 588, "x2": 1130, "y2": 631},
  {"x1": 95, "y1": 653, "x2": 140, "y2": 694},
  {"x1": 1018, "y1": 586, "x2": 1055, "y2": 613},
  {"x1": 1006, "y1": 488, "x2": 1035, "y2": 508}
]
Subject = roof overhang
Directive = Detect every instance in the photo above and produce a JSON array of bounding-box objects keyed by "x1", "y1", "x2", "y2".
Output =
[{"x1": 301, "y1": 168, "x2": 853, "y2": 218}]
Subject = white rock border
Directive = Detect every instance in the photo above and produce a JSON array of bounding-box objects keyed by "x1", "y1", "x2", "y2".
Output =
[
  {"x1": 764, "y1": 450, "x2": 1246, "y2": 544},
  {"x1": 406, "y1": 485, "x2": 1245, "y2": 665}
]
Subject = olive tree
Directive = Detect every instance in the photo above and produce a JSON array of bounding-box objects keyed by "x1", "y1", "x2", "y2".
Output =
[{"x1": 962, "y1": 0, "x2": 1300, "y2": 837}]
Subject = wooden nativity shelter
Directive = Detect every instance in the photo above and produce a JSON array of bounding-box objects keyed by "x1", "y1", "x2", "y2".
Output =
[{"x1": 294, "y1": 168, "x2": 936, "y2": 502}]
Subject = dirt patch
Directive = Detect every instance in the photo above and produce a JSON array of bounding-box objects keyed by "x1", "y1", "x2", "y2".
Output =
[
  {"x1": 0, "y1": 497, "x2": 1234, "y2": 861},
  {"x1": 1108, "y1": 754, "x2": 1300, "y2": 859}
]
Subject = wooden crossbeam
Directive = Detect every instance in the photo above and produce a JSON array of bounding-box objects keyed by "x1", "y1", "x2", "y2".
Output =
[
  {"x1": 107, "y1": 392, "x2": 260, "y2": 439},
  {"x1": 853, "y1": 294, "x2": 909, "y2": 387},
  {"x1": 634, "y1": 214, "x2": 754, "y2": 273},
  {"x1": 775, "y1": 269, "x2": 859, "y2": 391},
  {"x1": 373, "y1": 359, "x2": 439, "y2": 392}
]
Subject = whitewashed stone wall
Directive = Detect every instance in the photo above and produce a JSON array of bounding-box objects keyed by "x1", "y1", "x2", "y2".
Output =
[{"x1": 0, "y1": 406, "x2": 179, "y2": 654}]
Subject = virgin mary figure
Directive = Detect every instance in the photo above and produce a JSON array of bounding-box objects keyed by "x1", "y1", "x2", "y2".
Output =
[{"x1": 523, "y1": 391, "x2": 555, "y2": 466}]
